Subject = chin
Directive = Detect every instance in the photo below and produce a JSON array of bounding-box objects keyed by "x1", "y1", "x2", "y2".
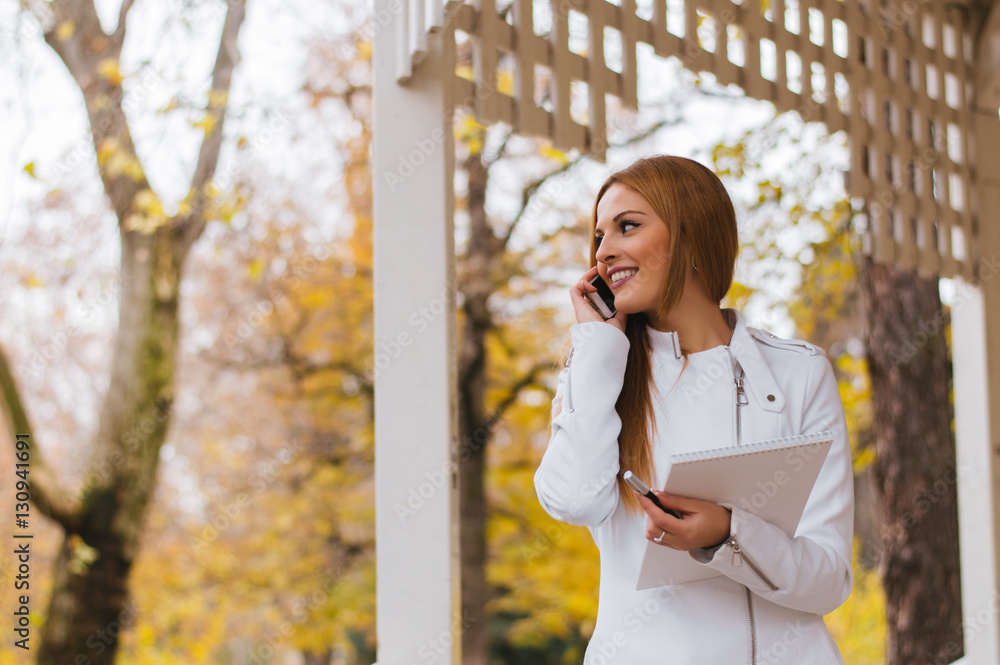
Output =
[{"x1": 612, "y1": 301, "x2": 642, "y2": 316}]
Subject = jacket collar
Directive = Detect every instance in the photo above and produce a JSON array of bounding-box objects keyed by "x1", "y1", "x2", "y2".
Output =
[{"x1": 646, "y1": 308, "x2": 785, "y2": 413}]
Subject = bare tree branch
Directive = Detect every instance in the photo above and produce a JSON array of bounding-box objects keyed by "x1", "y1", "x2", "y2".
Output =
[
  {"x1": 486, "y1": 360, "x2": 553, "y2": 424},
  {"x1": 39, "y1": 0, "x2": 151, "y2": 227},
  {"x1": 111, "y1": 0, "x2": 137, "y2": 52},
  {"x1": 0, "y1": 346, "x2": 80, "y2": 530},
  {"x1": 501, "y1": 158, "x2": 576, "y2": 251},
  {"x1": 483, "y1": 125, "x2": 513, "y2": 169},
  {"x1": 501, "y1": 117, "x2": 682, "y2": 250},
  {"x1": 178, "y1": 0, "x2": 249, "y2": 250}
]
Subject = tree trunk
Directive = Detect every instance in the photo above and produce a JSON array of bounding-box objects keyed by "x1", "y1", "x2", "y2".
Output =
[
  {"x1": 458, "y1": 150, "x2": 493, "y2": 665},
  {"x1": 0, "y1": 2, "x2": 248, "y2": 662},
  {"x1": 37, "y1": 228, "x2": 185, "y2": 663},
  {"x1": 860, "y1": 256, "x2": 963, "y2": 664}
]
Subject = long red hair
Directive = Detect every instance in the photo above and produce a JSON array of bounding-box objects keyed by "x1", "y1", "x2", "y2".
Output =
[{"x1": 589, "y1": 156, "x2": 738, "y2": 515}]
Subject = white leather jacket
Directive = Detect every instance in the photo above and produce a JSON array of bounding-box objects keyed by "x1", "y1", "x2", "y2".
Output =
[{"x1": 534, "y1": 309, "x2": 854, "y2": 664}]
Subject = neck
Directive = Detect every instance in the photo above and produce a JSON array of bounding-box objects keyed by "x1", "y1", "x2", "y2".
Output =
[{"x1": 647, "y1": 289, "x2": 733, "y2": 354}]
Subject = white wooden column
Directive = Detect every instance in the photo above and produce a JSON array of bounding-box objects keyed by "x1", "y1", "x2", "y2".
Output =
[
  {"x1": 954, "y1": 5, "x2": 1000, "y2": 662},
  {"x1": 373, "y1": 1, "x2": 460, "y2": 662}
]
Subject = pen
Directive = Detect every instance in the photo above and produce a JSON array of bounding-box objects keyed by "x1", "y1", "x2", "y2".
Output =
[{"x1": 622, "y1": 471, "x2": 683, "y2": 519}]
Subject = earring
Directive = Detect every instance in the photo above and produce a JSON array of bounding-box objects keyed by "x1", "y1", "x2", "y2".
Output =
[{"x1": 691, "y1": 257, "x2": 698, "y2": 271}]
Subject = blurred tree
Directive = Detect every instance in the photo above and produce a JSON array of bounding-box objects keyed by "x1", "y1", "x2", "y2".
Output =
[
  {"x1": 112, "y1": 27, "x2": 379, "y2": 664},
  {"x1": 0, "y1": 1, "x2": 248, "y2": 662},
  {"x1": 860, "y1": 257, "x2": 962, "y2": 665},
  {"x1": 724, "y1": 111, "x2": 964, "y2": 661}
]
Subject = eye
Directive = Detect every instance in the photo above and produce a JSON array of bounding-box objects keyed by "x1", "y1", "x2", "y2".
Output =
[
  {"x1": 594, "y1": 234, "x2": 603, "y2": 247},
  {"x1": 620, "y1": 220, "x2": 639, "y2": 233}
]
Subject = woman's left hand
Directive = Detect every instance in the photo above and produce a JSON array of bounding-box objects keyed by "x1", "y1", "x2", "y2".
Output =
[{"x1": 636, "y1": 489, "x2": 732, "y2": 551}]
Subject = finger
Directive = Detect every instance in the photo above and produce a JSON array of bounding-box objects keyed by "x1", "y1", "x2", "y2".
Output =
[
  {"x1": 635, "y1": 492, "x2": 658, "y2": 518},
  {"x1": 579, "y1": 266, "x2": 602, "y2": 290},
  {"x1": 651, "y1": 490, "x2": 703, "y2": 513},
  {"x1": 641, "y1": 490, "x2": 690, "y2": 517},
  {"x1": 645, "y1": 526, "x2": 682, "y2": 549},
  {"x1": 637, "y1": 492, "x2": 682, "y2": 526}
]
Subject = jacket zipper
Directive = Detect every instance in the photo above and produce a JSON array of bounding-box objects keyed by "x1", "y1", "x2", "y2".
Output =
[
  {"x1": 564, "y1": 349, "x2": 574, "y2": 413},
  {"x1": 724, "y1": 347, "x2": 747, "y2": 446},
  {"x1": 725, "y1": 347, "x2": 763, "y2": 665},
  {"x1": 745, "y1": 586, "x2": 757, "y2": 665},
  {"x1": 728, "y1": 535, "x2": 779, "y2": 591}
]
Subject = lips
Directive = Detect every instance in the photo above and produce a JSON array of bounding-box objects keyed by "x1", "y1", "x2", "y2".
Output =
[{"x1": 608, "y1": 267, "x2": 638, "y2": 289}]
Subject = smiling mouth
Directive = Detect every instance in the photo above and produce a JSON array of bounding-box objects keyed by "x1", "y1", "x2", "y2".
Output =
[{"x1": 610, "y1": 268, "x2": 638, "y2": 289}]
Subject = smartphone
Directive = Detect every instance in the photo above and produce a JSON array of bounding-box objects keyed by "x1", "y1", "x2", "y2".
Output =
[
  {"x1": 623, "y1": 470, "x2": 682, "y2": 519},
  {"x1": 585, "y1": 274, "x2": 616, "y2": 320}
]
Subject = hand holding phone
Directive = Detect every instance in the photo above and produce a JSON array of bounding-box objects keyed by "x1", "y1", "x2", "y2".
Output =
[
  {"x1": 572, "y1": 268, "x2": 625, "y2": 331},
  {"x1": 584, "y1": 274, "x2": 616, "y2": 320},
  {"x1": 623, "y1": 470, "x2": 683, "y2": 519}
]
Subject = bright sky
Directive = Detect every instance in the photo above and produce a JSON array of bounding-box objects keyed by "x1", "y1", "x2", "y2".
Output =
[
  {"x1": 0, "y1": 0, "x2": 356, "y2": 238},
  {"x1": 0, "y1": 0, "x2": 358, "y2": 501},
  {"x1": 0, "y1": 0, "x2": 882, "y2": 365}
]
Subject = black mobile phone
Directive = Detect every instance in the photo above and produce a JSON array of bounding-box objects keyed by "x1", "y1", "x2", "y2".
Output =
[
  {"x1": 623, "y1": 471, "x2": 683, "y2": 519},
  {"x1": 585, "y1": 274, "x2": 616, "y2": 320}
]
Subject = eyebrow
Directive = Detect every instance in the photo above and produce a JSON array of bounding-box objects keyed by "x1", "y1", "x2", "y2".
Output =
[{"x1": 595, "y1": 209, "x2": 648, "y2": 233}]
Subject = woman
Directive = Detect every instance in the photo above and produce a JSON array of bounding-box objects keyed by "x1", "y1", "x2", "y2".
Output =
[{"x1": 533, "y1": 155, "x2": 854, "y2": 664}]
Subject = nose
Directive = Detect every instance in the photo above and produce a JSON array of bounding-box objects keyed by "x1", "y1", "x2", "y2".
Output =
[{"x1": 595, "y1": 235, "x2": 616, "y2": 264}]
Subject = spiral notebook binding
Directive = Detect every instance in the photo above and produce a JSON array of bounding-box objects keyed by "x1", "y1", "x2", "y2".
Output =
[{"x1": 668, "y1": 430, "x2": 836, "y2": 465}]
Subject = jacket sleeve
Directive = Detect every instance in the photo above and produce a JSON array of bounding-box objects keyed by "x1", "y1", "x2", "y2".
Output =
[
  {"x1": 689, "y1": 354, "x2": 855, "y2": 616},
  {"x1": 533, "y1": 321, "x2": 630, "y2": 528}
]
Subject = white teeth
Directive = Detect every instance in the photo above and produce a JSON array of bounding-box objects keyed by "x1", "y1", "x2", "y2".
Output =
[{"x1": 610, "y1": 268, "x2": 638, "y2": 283}]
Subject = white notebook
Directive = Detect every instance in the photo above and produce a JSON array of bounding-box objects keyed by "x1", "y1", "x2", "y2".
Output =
[{"x1": 635, "y1": 430, "x2": 834, "y2": 590}]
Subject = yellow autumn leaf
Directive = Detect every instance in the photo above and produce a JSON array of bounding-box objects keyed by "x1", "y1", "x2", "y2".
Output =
[
  {"x1": 97, "y1": 58, "x2": 124, "y2": 85},
  {"x1": 23, "y1": 162, "x2": 36, "y2": 178},
  {"x1": 248, "y1": 259, "x2": 266, "y2": 280},
  {"x1": 96, "y1": 138, "x2": 118, "y2": 167},
  {"x1": 123, "y1": 213, "x2": 163, "y2": 234},
  {"x1": 24, "y1": 273, "x2": 43, "y2": 287},
  {"x1": 456, "y1": 63, "x2": 474, "y2": 82},
  {"x1": 202, "y1": 181, "x2": 221, "y2": 200},
  {"x1": 55, "y1": 20, "x2": 76, "y2": 41},
  {"x1": 463, "y1": 114, "x2": 486, "y2": 134},
  {"x1": 105, "y1": 150, "x2": 145, "y2": 182},
  {"x1": 133, "y1": 188, "x2": 164, "y2": 218},
  {"x1": 193, "y1": 112, "x2": 219, "y2": 136},
  {"x1": 455, "y1": 114, "x2": 487, "y2": 154},
  {"x1": 498, "y1": 69, "x2": 514, "y2": 96},
  {"x1": 207, "y1": 89, "x2": 229, "y2": 108},
  {"x1": 539, "y1": 144, "x2": 568, "y2": 165},
  {"x1": 826, "y1": 541, "x2": 886, "y2": 664},
  {"x1": 301, "y1": 291, "x2": 330, "y2": 308}
]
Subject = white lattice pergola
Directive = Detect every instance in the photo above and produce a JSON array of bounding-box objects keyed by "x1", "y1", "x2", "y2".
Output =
[{"x1": 373, "y1": 0, "x2": 1000, "y2": 662}]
